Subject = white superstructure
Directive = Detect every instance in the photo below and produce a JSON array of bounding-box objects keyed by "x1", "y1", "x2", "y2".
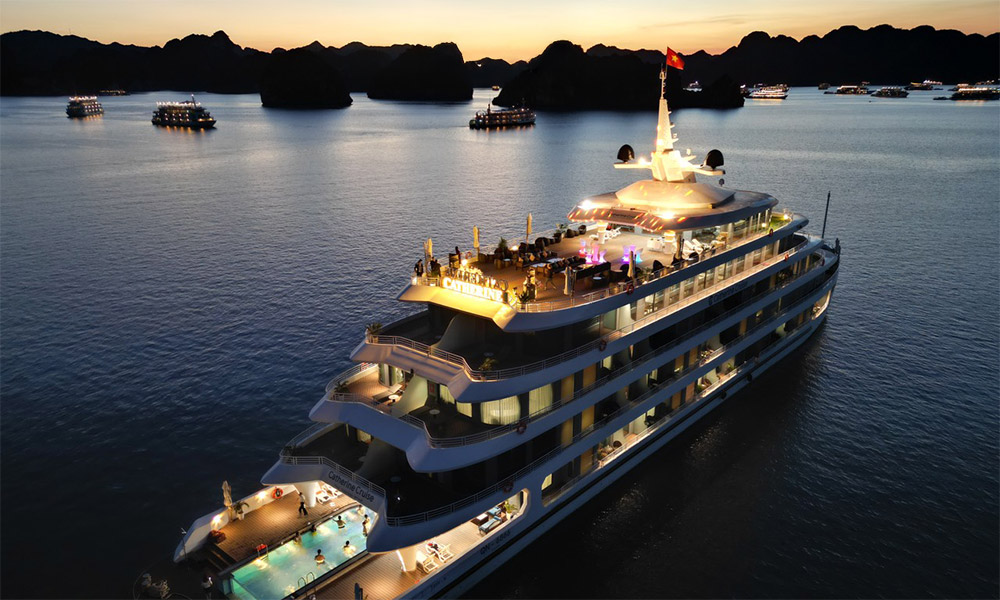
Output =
[{"x1": 177, "y1": 62, "x2": 840, "y2": 600}]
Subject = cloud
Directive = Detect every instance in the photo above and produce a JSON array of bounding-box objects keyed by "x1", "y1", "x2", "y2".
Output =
[{"x1": 640, "y1": 14, "x2": 752, "y2": 30}]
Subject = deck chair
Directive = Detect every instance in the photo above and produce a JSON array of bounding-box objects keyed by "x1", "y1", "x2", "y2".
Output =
[
  {"x1": 419, "y1": 554, "x2": 439, "y2": 574},
  {"x1": 436, "y1": 544, "x2": 454, "y2": 561}
]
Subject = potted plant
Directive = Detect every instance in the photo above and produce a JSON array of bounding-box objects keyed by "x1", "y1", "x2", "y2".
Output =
[
  {"x1": 497, "y1": 237, "x2": 509, "y2": 253},
  {"x1": 479, "y1": 357, "x2": 497, "y2": 371},
  {"x1": 365, "y1": 322, "x2": 383, "y2": 339},
  {"x1": 233, "y1": 500, "x2": 249, "y2": 521},
  {"x1": 333, "y1": 381, "x2": 349, "y2": 395}
]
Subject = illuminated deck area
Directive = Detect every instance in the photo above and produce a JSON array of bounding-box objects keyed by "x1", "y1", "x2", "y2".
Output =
[
  {"x1": 312, "y1": 517, "x2": 497, "y2": 599},
  {"x1": 403, "y1": 212, "x2": 793, "y2": 314}
]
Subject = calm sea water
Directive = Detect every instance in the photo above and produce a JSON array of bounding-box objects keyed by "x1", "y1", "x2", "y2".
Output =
[{"x1": 1, "y1": 89, "x2": 997, "y2": 599}]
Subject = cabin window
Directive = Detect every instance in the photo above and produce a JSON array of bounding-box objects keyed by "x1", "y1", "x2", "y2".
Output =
[
  {"x1": 481, "y1": 395, "x2": 520, "y2": 425},
  {"x1": 528, "y1": 385, "x2": 553, "y2": 415},
  {"x1": 457, "y1": 402, "x2": 472, "y2": 417},
  {"x1": 667, "y1": 283, "x2": 680, "y2": 305},
  {"x1": 440, "y1": 385, "x2": 456, "y2": 405}
]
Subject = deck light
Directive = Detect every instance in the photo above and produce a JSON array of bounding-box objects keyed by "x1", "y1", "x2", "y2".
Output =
[{"x1": 256, "y1": 491, "x2": 267, "y2": 502}]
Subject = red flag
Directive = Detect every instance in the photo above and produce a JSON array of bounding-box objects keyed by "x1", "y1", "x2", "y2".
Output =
[{"x1": 666, "y1": 47, "x2": 685, "y2": 70}]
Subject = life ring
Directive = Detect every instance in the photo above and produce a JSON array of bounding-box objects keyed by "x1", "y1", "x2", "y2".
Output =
[
  {"x1": 502, "y1": 481, "x2": 514, "y2": 493},
  {"x1": 272, "y1": 487, "x2": 284, "y2": 500},
  {"x1": 464, "y1": 251, "x2": 473, "y2": 260},
  {"x1": 516, "y1": 422, "x2": 527, "y2": 435},
  {"x1": 626, "y1": 282, "x2": 635, "y2": 295},
  {"x1": 598, "y1": 339, "x2": 608, "y2": 352}
]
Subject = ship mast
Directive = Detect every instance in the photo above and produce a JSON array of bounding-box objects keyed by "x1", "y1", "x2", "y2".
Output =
[{"x1": 614, "y1": 58, "x2": 723, "y2": 182}]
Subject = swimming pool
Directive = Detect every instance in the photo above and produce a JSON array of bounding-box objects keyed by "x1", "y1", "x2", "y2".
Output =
[{"x1": 229, "y1": 507, "x2": 369, "y2": 600}]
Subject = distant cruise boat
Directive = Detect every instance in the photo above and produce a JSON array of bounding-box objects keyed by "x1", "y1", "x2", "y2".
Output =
[
  {"x1": 97, "y1": 89, "x2": 129, "y2": 96},
  {"x1": 151, "y1": 95, "x2": 216, "y2": 129},
  {"x1": 827, "y1": 84, "x2": 869, "y2": 95},
  {"x1": 748, "y1": 86, "x2": 788, "y2": 100},
  {"x1": 943, "y1": 87, "x2": 1000, "y2": 101},
  {"x1": 871, "y1": 86, "x2": 908, "y2": 98},
  {"x1": 170, "y1": 56, "x2": 840, "y2": 600},
  {"x1": 905, "y1": 80, "x2": 941, "y2": 91},
  {"x1": 66, "y1": 96, "x2": 103, "y2": 118},
  {"x1": 818, "y1": 82, "x2": 830, "y2": 90},
  {"x1": 469, "y1": 105, "x2": 535, "y2": 129}
]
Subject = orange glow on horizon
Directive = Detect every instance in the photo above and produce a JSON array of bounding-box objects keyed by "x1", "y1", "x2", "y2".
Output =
[{"x1": 1, "y1": 0, "x2": 996, "y2": 62}]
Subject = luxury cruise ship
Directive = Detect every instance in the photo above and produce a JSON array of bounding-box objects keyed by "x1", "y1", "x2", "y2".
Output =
[{"x1": 170, "y1": 64, "x2": 840, "y2": 600}]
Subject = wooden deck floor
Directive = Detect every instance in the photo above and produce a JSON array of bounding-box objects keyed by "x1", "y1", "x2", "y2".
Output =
[
  {"x1": 347, "y1": 369, "x2": 390, "y2": 399},
  {"x1": 217, "y1": 491, "x2": 358, "y2": 568},
  {"x1": 312, "y1": 512, "x2": 515, "y2": 600}
]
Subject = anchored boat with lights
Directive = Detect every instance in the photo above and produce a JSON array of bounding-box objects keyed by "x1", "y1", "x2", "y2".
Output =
[
  {"x1": 469, "y1": 105, "x2": 535, "y2": 129},
  {"x1": 152, "y1": 95, "x2": 217, "y2": 129},
  {"x1": 172, "y1": 59, "x2": 840, "y2": 600},
  {"x1": 66, "y1": 96, "x2": 104, "y2": 118}
]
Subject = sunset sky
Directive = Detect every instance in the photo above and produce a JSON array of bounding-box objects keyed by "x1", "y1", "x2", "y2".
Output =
[{"x1": 2, "y1": 0, "x2": 998, "y2": 61}]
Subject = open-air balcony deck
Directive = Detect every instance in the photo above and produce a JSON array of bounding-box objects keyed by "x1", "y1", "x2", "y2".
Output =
[
  {"x1": 371, "y1": 230, "x2": 814, "y2": 384},
  {"x1": 283, "y1": 268, "x2": 836, "y2": 542},
  {"x1": 326, "y1": 248, "x2": 833, "y2": 454},
  {"x1": 408, "y1": 213, "x2": 797, "y2": 313},
  {"x1": 327, "y1": 364, "x2": 495, "y2": 440}
]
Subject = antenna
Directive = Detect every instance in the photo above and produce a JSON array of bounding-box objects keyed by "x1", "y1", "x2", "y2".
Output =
[{"x1": 821, "y1": 191, "x2": 831, "y2": 239}]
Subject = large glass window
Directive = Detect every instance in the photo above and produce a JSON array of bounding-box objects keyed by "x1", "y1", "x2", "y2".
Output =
[
  {"x1": 528, "y1": 385, "x2": 553, "y2": 415},
  {"x1": 440, "y1": 385, "x2": 455, "y2": 405},
  {"x1": 481, "y1": 395, "x2": 520, "y2": 425},
  {"x1": 667, "y1": 283, "x2": 680, "y2": 305}
]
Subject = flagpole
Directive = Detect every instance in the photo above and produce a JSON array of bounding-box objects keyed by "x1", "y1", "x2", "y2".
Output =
[{"x1": 821, "y1": 191, "x2": 831, "y2": 239}]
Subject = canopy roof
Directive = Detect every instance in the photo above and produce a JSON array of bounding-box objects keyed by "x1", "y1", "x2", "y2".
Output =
[{"x1": 568, "y1": 182, "x2": 777, "y2": 232}]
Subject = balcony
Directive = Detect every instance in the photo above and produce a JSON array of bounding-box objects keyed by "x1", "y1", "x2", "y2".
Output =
[
  {"x1": 406, "y1": 213, "x2": 801, "y2": 314},
  {"x1": 368, "y1": 234, "x2": 815, "y2": 384},
  {"x1": 331, "y1": 250, "x2": 835, "y2": 455}
]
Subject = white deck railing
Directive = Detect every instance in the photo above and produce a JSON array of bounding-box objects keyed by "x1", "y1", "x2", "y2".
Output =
[
  {"x1": 411, "y1": 215, "x2": 800, "y2": 313},
  {"x1": 371, "y1": 236, "x2": 812, "y2": 382},
  {"x1": 384, "y1": 292, "x2": 830, "y2": 527},
  {"x1": 327, "y1": 256, "x2": 832, "y2": 449}
]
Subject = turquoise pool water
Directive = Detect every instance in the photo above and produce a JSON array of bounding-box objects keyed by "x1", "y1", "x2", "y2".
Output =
[{"x1": 230, "y1": 507, "x2": 369, "y2": 600}]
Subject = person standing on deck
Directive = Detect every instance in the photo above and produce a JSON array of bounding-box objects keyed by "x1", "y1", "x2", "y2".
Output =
[
  {"x1": 201, "y1": 574, "x2": 213, "y2": 599},
  {"x1": 298, "y1": 492, "x2": 308, "y2": 517}
]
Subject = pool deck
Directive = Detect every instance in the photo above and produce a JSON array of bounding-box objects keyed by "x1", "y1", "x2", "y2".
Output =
[
  {"x1": 216, "y1": 491, "x2": 358, "y2": 570},
  {"x1": 310, "y1": 514, "x2": 510, "y2": 600}
]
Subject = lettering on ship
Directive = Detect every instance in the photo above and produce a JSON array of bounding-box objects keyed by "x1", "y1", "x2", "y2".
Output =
[
  {"x1": 326, "y1": 470, "x2": 378, "y2": 503},
  {"x1": 442, "y1": 276, "x2": 505, "y2": 303}
]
